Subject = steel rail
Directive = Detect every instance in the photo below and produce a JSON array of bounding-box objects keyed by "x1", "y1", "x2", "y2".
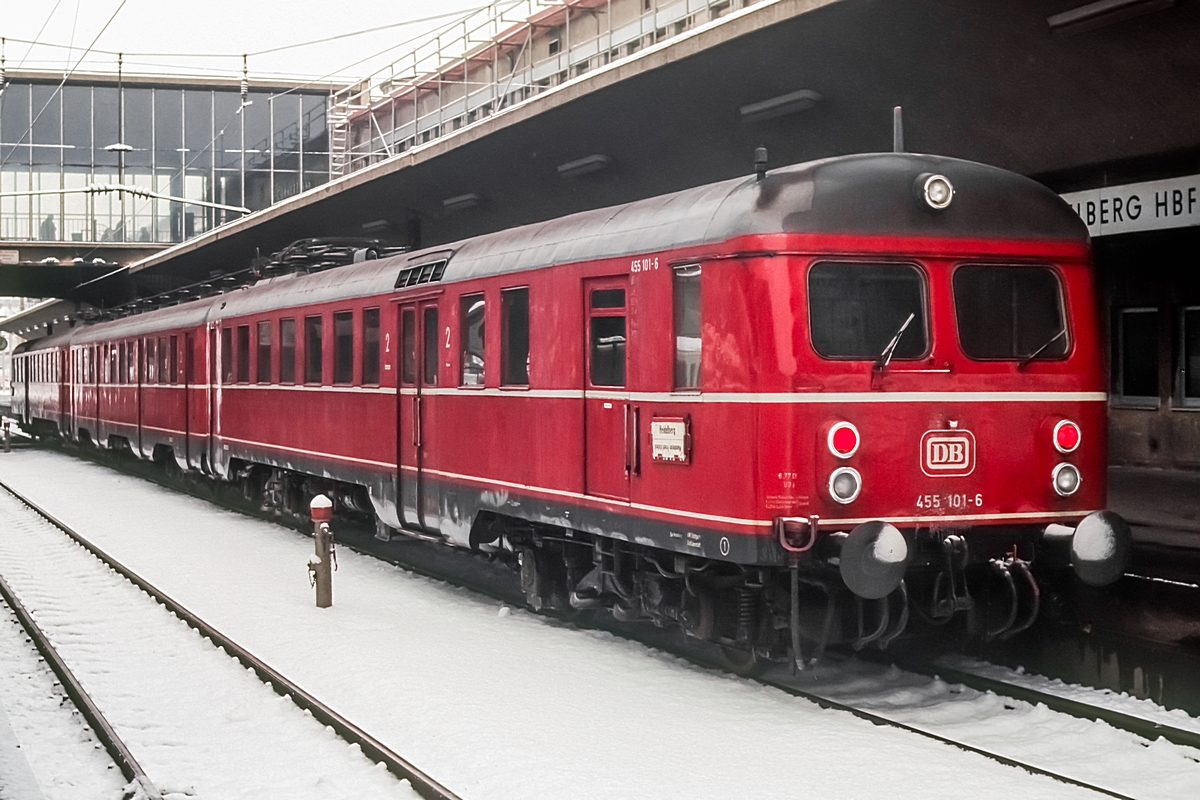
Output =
[
  {"x1": 0, "y1": 571, "x2": 163, "y2": 800},
  {"x1": 751, "y1": 669, "x2": 1139, "y2": 800},
  {"x1": 866, "y1": 651, "x2": 1200, "y2": 752},
  {"x1": 0, "y1": 480, "x2": 463, "y2": 800}
]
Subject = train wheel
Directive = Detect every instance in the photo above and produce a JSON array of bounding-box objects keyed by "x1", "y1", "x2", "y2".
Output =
[{"x1": 716, "y1": 645, "x2": 770, "y2": 678}]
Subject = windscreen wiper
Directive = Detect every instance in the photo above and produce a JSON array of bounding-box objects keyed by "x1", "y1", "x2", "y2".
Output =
[
  {"x1": 875, "y1": 312, "x2": 916, "y2": 371},
  {"x1": 1018, "y1": 328, "x2": 1067, "y2": 370}
]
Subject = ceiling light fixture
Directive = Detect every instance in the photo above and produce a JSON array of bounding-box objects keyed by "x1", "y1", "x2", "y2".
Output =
[
  {"x1": 1048, "y1": 0, "x2": 1174, "y2": 35},
  {"x1": 557, "y1": 154, "x2": 611, "y2": 179},
  {"x1": 739, "y1": 89, "x2": 822, "y2": 123},
  {"x1": 443, "y1": 193, "x2": 482, "y2": 212}
]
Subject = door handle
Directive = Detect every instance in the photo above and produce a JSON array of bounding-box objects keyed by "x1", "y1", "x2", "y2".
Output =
[
  {"x1": 412, "y1": 396, "x2": 421, "y2": 448},
  {"x1": 632, "y1": 405, "x2": 641, "y2": 476},
  {"x1": 623, "y1": 403, "x2": 630, "y2": 476}
]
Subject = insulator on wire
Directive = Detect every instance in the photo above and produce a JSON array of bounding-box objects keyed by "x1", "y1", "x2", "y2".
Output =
[{"x1": 239, "y1": 54, "x2": 252, "y2": 110}]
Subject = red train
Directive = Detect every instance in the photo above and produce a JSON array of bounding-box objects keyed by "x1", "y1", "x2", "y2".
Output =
[{"x1": 12, "y1": 152, "x2": 1130, "y2": 668}]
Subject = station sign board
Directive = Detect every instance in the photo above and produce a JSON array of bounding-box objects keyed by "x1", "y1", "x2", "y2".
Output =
[{"x1": 1060, "y1": 173, "x2": 1200, "y2": 237}]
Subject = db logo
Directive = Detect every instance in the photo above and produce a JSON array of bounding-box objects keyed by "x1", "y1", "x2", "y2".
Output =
[{"x1": 920, "y1": 430, "x2": 976, "y2": 477}]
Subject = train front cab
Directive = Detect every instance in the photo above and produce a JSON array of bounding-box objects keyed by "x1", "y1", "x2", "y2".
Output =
[{"x1": 735, "y1": 240, "x2": 1131, "y2": 644}]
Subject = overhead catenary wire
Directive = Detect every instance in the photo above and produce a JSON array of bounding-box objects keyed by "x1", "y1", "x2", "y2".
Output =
[{"x1": 0, "y1": 5, "x2": 489, "y2": 62}]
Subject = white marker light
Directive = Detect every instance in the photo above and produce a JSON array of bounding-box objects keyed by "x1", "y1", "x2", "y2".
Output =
[
  {"x1": 1052, "y1": 463, "x2": 1081, "y2": 497},
  {"x1": 829, "y1": 467, "x2": 862, "y2": 504},
  {"x1": 922, "y1": 174, "x2": 954, "y2": 209}
]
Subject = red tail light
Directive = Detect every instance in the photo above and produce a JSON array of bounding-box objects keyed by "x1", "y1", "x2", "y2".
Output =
[
  {"x1": 828, "y1": 422, "x2": 860, "y2": 458},
  {"x1": 1053, "y1": 420, "x2": 1081, "y2": 454}
]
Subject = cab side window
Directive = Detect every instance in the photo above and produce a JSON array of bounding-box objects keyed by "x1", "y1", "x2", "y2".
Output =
[
  {"x1": 673, "y1": 265, "x2": 701, "y2": 389},
  {"x1": 460, "y1": 294, "x2": 485, "y2": 386}
]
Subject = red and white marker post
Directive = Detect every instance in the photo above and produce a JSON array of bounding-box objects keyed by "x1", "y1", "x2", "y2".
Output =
[{"x1": 309, "y1": 495, "x2": 334, "y2": 608}]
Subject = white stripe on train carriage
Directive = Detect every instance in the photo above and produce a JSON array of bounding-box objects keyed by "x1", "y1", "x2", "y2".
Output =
[
  {"x1": 140, "y1": 423, "x2": 187, "y2": 436},
  {"x1": 49, "y1": 382, "x2": 1107, "y2": 404},
  {"x1": 411, "y1": 388, "x2": 1107, "y2": 403},
  {"x1": 218, "y1": 435, "x2": 394, "y2": 469}
]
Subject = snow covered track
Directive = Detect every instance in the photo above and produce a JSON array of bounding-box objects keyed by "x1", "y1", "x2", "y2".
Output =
[
  {"x1": 0, "y1": 570, "x2": 161, "y2": 800},
  {"x1": 756, "y1": 664, "x2": 1142, "y2": 799},
  {"x1": 0, "y1": 479, "x2": 444, "y2": 800},
  {"x1": 874, "y1": 653, "x2": 1200, "y2": 752}
]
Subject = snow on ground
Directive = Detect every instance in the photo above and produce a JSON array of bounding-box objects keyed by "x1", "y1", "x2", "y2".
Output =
[
  {"x1": 0, "y1": 449, "x2": 1187, "y2": 799},
  {"x1": 0, "y1": 486, "x2": 420, "y2": 800},
  {"x1": 0, "y1": 600, "x2": 126, "y2": 800}
]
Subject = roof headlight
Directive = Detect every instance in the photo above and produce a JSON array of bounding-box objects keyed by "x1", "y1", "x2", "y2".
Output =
[
  {"x1": 920, "y1": 173, "x2": 954, "y2": 210},
  {"x1": 829, "y1": 467, "x2": 862, "y2": 504},
  {"x1": 1053, "y1": 463, "x2": 1081, "y2": 497}
]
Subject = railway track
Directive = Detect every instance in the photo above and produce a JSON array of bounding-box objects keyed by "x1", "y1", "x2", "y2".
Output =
[
  {"x1": 0, "y1": 570, "x2": 162, "y2": 800},
  {"x1": 870, "y1": 650, "x2": 1200, "y2": 751},
  {"x1": 0, "y1": 477, "x2": 461, "y2": 800},
  {"x1": 12, "y1": 444, "x2": 1200, "y2": 798}
]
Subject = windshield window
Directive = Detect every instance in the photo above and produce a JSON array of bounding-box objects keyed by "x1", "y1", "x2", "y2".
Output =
[
  {"x1": 808, "y1": 262, "x2": 927, "y2": 359},
  {"x1": 954, "y1": 265, "x2": 1067, "y2": 360}
]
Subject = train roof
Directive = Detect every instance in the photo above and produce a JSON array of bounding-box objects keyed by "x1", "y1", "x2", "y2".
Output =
[{"x1": 20, "y1": 152, "x2": 1086, "y2": 350}]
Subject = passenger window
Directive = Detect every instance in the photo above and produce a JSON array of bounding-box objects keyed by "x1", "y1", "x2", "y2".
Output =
[
  {"x1": 119, "y1": 342, "x2": 128, "y2": 384},
  {"x1": 808, "y1": 262, "x2": 927, "y2": 360},
  {"x1": 280, "y1": 319, "x2": 296, "y2": 383},
  {"x1": 333, "y1": 311, "x2": 354, "y2": 384},
  {"x1": 460, "y1": 294, "x2": 485, "y2": 386},
  {"x1": 185, "y1": 335, "x2": 195, "y2": 384},
  {"x1": 501, "y1": 287, "x2": 529, "y2": 386},
  {"x1": 257, "y1": 322, "x2": 272, "y2": 383},
  {"x1": 157, "y1": 337, "x2": 168, "y2": 383},
  {"x1": 954, "y1": 265, "x2": 1067, "y2": 360},
  {"x1": 236, "y1": 325, "x2": 251, "y2": 383},
  {"x1": 169, "y1": 336, "x2": 178, "y2": 383},
  {"x1": 362, "y1": 307, "x2": 381, "y2": 385},
  {"x1": 221, "y1": 327, "x2": 233, "y2": 383},
  {"x1": 401, "y1": 309, "x2": 416, "y2": 385},
  {"x1": 424, "y1": 306, "x2": 439, "y2": 386},
  {"x1": 305, "y1": 315, "x2": 323, "y2": 384},
  {"x1": 146, "y1": 338, "x2": 157, "y2": 383},
  {"x1": 673, "y1": 265, "x2": 701, "y2": 389}
]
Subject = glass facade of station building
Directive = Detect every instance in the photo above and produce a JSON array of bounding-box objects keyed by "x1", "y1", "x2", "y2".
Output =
[{"x1": 1, "y1": 74, "x2": 331, "y2": 245}]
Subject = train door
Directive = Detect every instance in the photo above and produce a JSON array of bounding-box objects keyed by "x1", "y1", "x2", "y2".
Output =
[
  {"x1": 584, "y1": 277, "x2": 633, "y2": 501},
  {"x1": 397, "y1": 301, "x2": 439, "y2": 531},
  {"x1": 60, "y1": 349, "x2": 71, "y2": 436},
  {"x1": 208, "y1": 325, "x2": 218, "y2": 473},
  {"x1": 183, "y1": 333, "x2": 192, "y2": 467}
]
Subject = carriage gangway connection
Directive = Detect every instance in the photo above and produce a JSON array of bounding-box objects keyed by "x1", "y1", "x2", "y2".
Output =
[{"x1": 2, "y1": 449, "x2": 1200, "y2": 798}]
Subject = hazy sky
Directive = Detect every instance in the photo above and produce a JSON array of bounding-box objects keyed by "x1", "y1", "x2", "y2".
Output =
[{"x1": 4, "y1": 0, "x2": 485, "y2": 86}]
